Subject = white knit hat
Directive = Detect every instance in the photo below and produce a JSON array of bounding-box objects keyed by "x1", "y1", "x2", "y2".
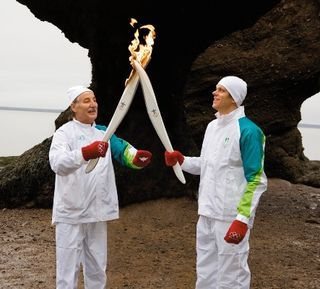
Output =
[
  {"x1": 217, "y1": 76, "x2": 247, "y2": 107},
  {"x1": 67, "y1": 85, "x2": 93, "y2": 105}
]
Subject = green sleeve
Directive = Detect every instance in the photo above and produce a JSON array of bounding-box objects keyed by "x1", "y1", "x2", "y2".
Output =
[
  {"x1": 95, "y1": 124, "x2": 141, "y2": 169},
  {"x1": 237, "y1": 118, "x2": 266, "y2": 218}
]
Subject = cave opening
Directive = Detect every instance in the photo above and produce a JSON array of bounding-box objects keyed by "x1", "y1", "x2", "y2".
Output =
[{"x1": 298, "y1": 92, "x2": 320, "y2": 160}]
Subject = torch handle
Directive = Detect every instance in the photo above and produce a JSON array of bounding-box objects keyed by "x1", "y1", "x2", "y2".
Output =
[
  {"x1": 85, "y1": 158, "x2": 100, "y2": 173},
  {"x1": 85, "y1": 72, "x2": 140, "y2": 174},
  {"x1": 85, "y1": 57, "x2": 151, "y2": 174},
  {"x1": 132, "y1": 60, "x2": 186, "y2": 184}
]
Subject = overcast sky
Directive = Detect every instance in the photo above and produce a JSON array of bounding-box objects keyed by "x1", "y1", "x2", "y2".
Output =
[
  {"x1": 0, "y1": 0, "x2": 319, "y2": 158},
  {"x1": 0, "y1": 0, "x2": 91, "y2": 156},
  {"x1": 0, "y1": 0, "x2": 91, "y2": 111}
]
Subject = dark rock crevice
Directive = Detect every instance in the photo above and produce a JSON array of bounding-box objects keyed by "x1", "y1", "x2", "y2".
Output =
[{"x1": 1, "y1": 0, "x2": 319, "y2": 208}]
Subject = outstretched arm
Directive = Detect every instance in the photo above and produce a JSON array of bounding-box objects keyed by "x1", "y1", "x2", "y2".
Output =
[
  {"x1": 95, "y1": 123, "x2": 151, "y2": 169},
  {"x1": 110, "y1": 135, "x2": 152, "y2": 169}
]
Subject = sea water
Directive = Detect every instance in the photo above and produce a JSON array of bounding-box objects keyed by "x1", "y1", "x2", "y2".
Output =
[
  {"x1": 0, "y1": 110, "x2": 59, "y2": 156},
  {"x1": 298, "y1": 126, "x2": 320, "y2": 161},
  {"x1": 0, "y1": 109, "x2": 319, "y2": 160}
]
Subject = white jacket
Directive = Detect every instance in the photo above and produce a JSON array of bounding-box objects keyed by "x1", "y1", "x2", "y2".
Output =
[
  {"x1": 182, "y1": 106, "x2": 267, "y2": 227},
  {"x1": 49, "y1": 120, "x2": 120, "y2": 224}
]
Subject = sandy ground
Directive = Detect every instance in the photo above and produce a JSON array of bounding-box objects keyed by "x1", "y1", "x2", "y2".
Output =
[{"x1": 0, "y1": 178, "x2": 320, "y2": 289}]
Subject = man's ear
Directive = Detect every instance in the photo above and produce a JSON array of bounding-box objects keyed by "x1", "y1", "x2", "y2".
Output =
[
  {"x1": 230, "y1": 98, "x2": 238, "y2": 108},
  {"x1": 70, "y1": 102, "x2": 77, "y2": 113}
]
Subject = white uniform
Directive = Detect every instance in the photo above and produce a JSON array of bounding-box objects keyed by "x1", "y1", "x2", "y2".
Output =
[
  {"x1": 50, "y1": 120, "x2": 119, "y2": 225},
  {"x1": 49, "y1": 119, "x2": 137, "y2": 289},
  {"x1": 182, "y1": 106, "x2": 267, "y2": 289}
]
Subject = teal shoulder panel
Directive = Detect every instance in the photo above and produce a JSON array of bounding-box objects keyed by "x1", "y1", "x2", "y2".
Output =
[
  {"x1": 95, "y1": 124, "x2": 107, "y2": 131},
  {"x1": 239, "y1": 117, "x2": 265, "y2": 182},
  {"x1": 237, "y1": 117, "x2": 266, "y2": 218},
  {"x1": 94, "y1": 124, "x2": 139, "y2": 168}
]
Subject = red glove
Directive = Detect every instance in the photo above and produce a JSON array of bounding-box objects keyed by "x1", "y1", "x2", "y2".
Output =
[
  {"x1": 164, "y1": 150, "x2": 184, "y2": 166},
  {"x1": 81, "y1": 141, "x2": 108, "y2": 161},
  {"x1": 133, "y1": 150, "x2": 152, "y2": 167},
  {"x1": 224, "y1": 220, "x2": 248, "y2": 244}
]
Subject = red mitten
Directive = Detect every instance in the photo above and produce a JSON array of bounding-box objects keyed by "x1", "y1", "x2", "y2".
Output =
[
  {"x1": 224, "y1": 220, "x2": 248, "y2": 244},
  {"x1": 81, "y1": 141, "x2": 108, "y2": 161},
  {"x1": 133, "y1": 150, "x2": 152, "y2": 167},
  {"x1": 164, "y1": 150, "x2": 184, "y2": 166}
]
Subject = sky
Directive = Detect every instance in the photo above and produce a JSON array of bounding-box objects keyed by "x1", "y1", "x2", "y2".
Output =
[
  {"x1": 0, "y1": 0, "x2": 91, "y2": 156},
  {"x1": 0, "y1": 0, "x2": 319, "y2": 159}
]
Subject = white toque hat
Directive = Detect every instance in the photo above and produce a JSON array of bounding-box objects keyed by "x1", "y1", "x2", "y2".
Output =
[
  {"x1": 67, "y1": 85, "x2": 93, "y2": 105},
  {"x1": 217, "y1": 76, "x2": 247, "y2": 107}
]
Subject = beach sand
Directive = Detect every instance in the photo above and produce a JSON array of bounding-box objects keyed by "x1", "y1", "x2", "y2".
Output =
[{"x1": 0, "y1": 178, "x2": 319, "y2": 289}]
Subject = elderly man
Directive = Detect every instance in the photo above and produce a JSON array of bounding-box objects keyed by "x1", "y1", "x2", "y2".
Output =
[
  {"x1": 49, "y1": 85, "x2": 152, "y2": 289},
  {"x1": 165, "y1": 76, "x2": 267, "y2": 289}
]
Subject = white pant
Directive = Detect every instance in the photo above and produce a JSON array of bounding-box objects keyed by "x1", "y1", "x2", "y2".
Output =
[
  {"x1": 55, "y1": 222, "x2": 107, "y2": 289},
  {"x1": 195, "y1": 216, "x2": 251, "y2": 289}
]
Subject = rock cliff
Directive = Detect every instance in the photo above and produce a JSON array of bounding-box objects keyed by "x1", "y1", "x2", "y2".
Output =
[{"x1": 0, "y1": 0, "x2": 319, "y2": 208}]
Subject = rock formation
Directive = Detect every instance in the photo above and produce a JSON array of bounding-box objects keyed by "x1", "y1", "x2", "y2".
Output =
[{"x1": 0, "y1": 0, "x2": 319, "y2": 208}]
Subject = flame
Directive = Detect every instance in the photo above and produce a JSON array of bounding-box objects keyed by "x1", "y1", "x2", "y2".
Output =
[
  {"x1": 128, "y1": 18, "x2": 156, "y2": 66},
  {"x1": 125, "y1": 18, "x2": 156, "y2": 86},
  {"x1": 129, "y1": 18, "x2": 138, "y2": 27}
]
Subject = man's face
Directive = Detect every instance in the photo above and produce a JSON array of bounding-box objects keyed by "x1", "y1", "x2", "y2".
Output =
[
  {"x1": 71, "y1": 91, "x2": 98, "y2": 124},
  {"x1": 212, "y1": 84, "x2": 237, "y2": 114}
]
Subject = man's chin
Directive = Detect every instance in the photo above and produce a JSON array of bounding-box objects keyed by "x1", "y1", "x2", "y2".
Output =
[
  {"x1": 88, "y1": 113, "x2": 97, "y2": 118},
  {"x1": 87, "y1": 115, "x2": 97, "y2": 124}
]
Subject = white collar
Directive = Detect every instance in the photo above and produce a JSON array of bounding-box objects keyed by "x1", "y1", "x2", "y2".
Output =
[
  {"x1": 72, "y1": 118, "x2": 96, "y2": 128},
  {"x1": 215, "y1": 106, "x2": 245, "y2": 125}
]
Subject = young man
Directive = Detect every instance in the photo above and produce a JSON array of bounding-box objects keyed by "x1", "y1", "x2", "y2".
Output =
[
  {"x1": 165, "y1": 76, "x2": 267, "y2": 289},
  {"x1": 49, "y1": 85, "x2": 152, "y2": 289}
]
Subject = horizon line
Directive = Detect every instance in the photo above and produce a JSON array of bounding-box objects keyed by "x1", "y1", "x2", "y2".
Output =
[
  {"x1": 298, "y1": 123, "x2": 320, "y2": 129},
  {"x1": 1, "y1": 106, "x2": 320, "y2": 128},
  {"x1": 0, "y1": 106, "x2": 64, "y2": 113}
]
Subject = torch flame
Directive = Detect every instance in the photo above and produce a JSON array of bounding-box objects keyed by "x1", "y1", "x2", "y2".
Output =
[
  {"x1": 129, "y1": 18, "x2": 138, "y2": 27},
  {"x1": 125, "y1": 18, "x2": 156, "y2": 85},
  {"x1": 128, "y1": 19, "x2": 156, "y2": 66}
]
